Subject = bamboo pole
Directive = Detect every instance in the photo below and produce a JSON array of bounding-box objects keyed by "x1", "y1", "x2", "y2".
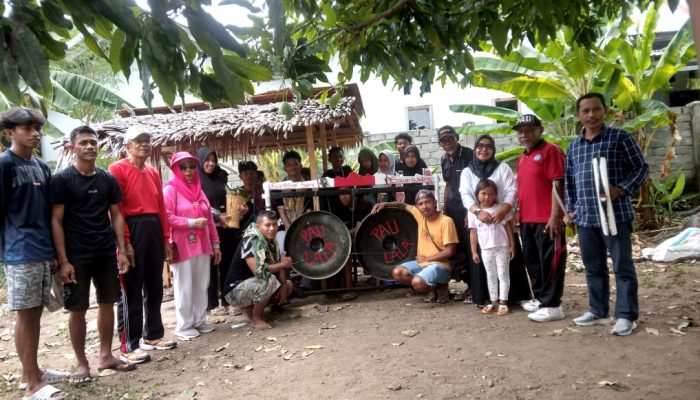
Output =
[
  {"x1": 306, "y1": 125, "x2": 320, "y2": 210},
  {"x1": 320, "y1": 124, "x2": 328, "y2": 173}
]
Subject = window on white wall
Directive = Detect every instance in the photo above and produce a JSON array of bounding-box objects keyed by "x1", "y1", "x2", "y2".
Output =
[
  {"x1": 493, "y1": 98, "x2": 519, "y2": 122},
  {"x1": 407, "y1": 105, "x2": 433, "y2": 130}
]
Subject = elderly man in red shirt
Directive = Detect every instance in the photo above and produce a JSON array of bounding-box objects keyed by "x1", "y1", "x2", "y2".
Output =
[
  {"x1": 514, "y1": 114, "x2": 567, "y2": 322},
  {"x1": 108, "y1": 125, "x2": 176, "y2": 363}
]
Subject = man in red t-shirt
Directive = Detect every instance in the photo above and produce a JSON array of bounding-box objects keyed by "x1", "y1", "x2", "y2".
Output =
[
  {"x1": 108, "y1": 125, "x2": 176, "y2": 363},
  {"x1": 515, "y1": 115, "x2": 567, "y2": 322}
]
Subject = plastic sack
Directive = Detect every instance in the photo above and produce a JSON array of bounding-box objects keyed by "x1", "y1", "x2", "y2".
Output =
[{"x1": 641, "y1": 228, "x2": 700, "y2": 262}]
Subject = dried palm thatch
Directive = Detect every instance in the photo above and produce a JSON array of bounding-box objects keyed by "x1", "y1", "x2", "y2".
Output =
[{"x1": 53, "y1": 90, "x2": 363, "y2": 168}]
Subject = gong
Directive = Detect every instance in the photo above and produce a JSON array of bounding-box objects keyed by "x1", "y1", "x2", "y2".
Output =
[
  {"x1": 355, "y1": 208, "x2": 417, "y2": 280},
  {"x1": 285, "y1": 211, "x2": 352, "y2": 280}
]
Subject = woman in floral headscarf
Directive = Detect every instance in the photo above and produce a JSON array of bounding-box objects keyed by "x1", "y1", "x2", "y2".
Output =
[{"x1": 163, "y1": 152, "x2": 221, "y2": 340}]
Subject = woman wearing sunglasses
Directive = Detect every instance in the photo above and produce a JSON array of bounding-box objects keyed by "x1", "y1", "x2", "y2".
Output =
[
  {"x1": 458, "y1": 135, "x2": 531, "y2": 309},
  {"x1": 163, "y1": 152, "x2": 222, "y2": 339}
]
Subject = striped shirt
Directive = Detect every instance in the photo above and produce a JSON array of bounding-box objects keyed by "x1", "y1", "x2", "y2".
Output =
[{"x1": 565, "y1": 124, "x2": 648, "y2": 227}]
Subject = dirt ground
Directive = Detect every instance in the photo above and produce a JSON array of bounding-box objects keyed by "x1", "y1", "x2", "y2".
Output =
[{"x1": 0, "y1": 243, "x2": 698, "y2": 400}]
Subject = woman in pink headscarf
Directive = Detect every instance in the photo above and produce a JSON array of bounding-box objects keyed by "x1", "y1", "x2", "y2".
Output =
[{"x1": 163, "y1": 152, "x2": 221, "y2": 339}]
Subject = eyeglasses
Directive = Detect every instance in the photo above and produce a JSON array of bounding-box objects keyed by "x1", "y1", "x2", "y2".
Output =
[
  {"x1": 476, "y1": 143, "x2": 495, "y2": 150},
  {"x1": 179, "y1": 163, "x2": 197, "y2": 171}
]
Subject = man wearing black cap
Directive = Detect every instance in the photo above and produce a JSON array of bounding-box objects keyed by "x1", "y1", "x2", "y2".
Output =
[
  {"x1": 514, "y1": 114, "x2": 567, "y2": 322},
  {"x1": 437, "y1": 125, "x2": 474, "y2": 301}
]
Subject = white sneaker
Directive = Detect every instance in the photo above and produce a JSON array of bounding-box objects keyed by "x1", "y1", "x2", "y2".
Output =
[
  {"x1": 520, "y1": 299, "x2": 541, "y2": 312},
  {"x1": 528, "y1": 306, "x2": 565, "y2": 322},
  {"x1": 573, "y1": 311, "x2": 613, "y2": 326},
  {"x1": 195, "y1": 322, "x2": 215, "y2": 333},
  {"x1": 174, "y1": 328, "x2": 200, "y2": 339}
]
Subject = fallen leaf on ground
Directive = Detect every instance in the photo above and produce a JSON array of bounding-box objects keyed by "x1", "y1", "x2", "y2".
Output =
[
  {"x1": 497, "y1": 353, "x2": 506, "y2": 357},
  {"x1": 224, "y1": 379, "x2": 233, "y2": 385},
  {"x1": 677, "y1": 322, "x2": 690, "y2": 331},
  {"x1": 321, "y1": 324, "x2": 337, "y2": 329},
  {"x1": 255, "y1": 345, "x2": 263, "y2": 352},
  {"x1": 98, "y1": 368, "x2": 116, "y2": 377},
  {"x1": 266, "y1": 336, "x2": 277, "y2": 342},
  {"x1": 263, "y1": 345, "x2": 281, "y2": 352},
  {"x1": 196, "y1": 382, "x2": 204, "y2": 386},
  {"x1": 223, "y1": 363, "x2": 234, "y2": 368},
  {"x1": 332, "y1": 306, "x2": 343, "y2": 311},
  {"x1": 669, "y1": 327, "x2": 686, "y2": 335},
  {"x1": 301, "y1": 350, "x2": 314, "y2": 358},
  {"x1": 304, "y1": 344, "x2": 324, "y2": 349},
  {"x1": 402, "y1": 330, "x2": 419, "y2": 337},
  {"x1": 214, "y1": 342, "x2": 230, "y2": 352},
  {"x1": 178, "y1": 389, "x2": 197, "y2": 399},
  {"x1": 391, "y1": 342, "x2": 403, "y2": 346},
  {"x1": 485, "y1": 351, "x2": 493, "y2": 357},
  {"x1": 244, "y1": 365, "x2": 254, "y2": 372},
  {"x1": 597, "y1": 380, "x2": 617, "y2": 386},
  {"x1": 283, "y1": 352, "x2": 295, "y2": 360},
  {"x1": 294, "y1": 304, "x2": 319, "y2": 311},
  {"x1": 645, "y1": 328, "x2": 660, "y2": 336}
]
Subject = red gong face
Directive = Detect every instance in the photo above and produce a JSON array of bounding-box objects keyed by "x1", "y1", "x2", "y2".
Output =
[
  {"x1": 285, "y1": 211, "x2": 352, "y2": 280},
  {"x1": 355, "y1": 208, "x2": 417, "y2": 280}
]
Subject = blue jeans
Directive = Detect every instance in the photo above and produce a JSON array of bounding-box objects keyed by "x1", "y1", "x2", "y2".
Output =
[{"x1": 577, "y1": 220, "x2": 638, "y2": 321}]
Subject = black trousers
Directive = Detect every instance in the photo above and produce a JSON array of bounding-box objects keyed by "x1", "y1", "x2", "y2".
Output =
[
  {"x1": 207, "y1": 227, "x2": 239, "y2": 309},
  {"x1": 118, "y1": 215, "x2": 165, "y2": 353},
  {"x1": 470, "y1": 232, "x2": 530, "y2": 306},
  {"x1": 444, "y1": 203, "x2": 472, "y2": 285},
  {"x1": 520, "y1": 223, "x2": 566, "y2": 308}
]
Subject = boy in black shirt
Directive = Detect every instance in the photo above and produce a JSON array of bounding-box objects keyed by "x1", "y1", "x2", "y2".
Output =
[{"x1": 51, "y1": 126, "x2": 135, "y2": 381}]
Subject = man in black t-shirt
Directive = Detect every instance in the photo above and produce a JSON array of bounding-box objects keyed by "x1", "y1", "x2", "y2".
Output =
[
  {"x1": 51, "y1": 126, "x2": 135, "y2": 381},
  {"x1": 224, "y1": 210, "x2": 293, "y2": 329},
  {"x1": 438, "y1": 126, "x2": 474, "y2": 299}
]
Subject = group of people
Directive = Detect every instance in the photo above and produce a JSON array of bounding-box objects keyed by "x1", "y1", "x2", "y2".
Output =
[
  {"x1": 0, "y1": 92, "x2": 648, "y2": 399},
  {"x1": 382, "y1": 93, "x2": 647, "y2": 340}
]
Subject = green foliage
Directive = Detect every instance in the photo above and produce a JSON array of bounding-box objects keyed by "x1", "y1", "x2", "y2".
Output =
[
  {"x1": 0, "y1": 0, "x2": 652, "y2": 110},
  {"x1": 449, "y1": 1, "x2": 695, "y2": 170},
  {"x1": 646, "y1": 170, "x2": 700, "y2": 225}
]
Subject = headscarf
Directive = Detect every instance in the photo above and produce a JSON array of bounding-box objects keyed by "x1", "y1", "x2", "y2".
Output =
[
  {"x1": 357, "y1": 147, "x2": 378, "y2": 175},
  {"x1": 402, "y1": 145, "x2": 423, "y2": 176},
  {"x1": 468, "y1": 135, "x2": 500, "y2": 179},
  {"x1": 377, "y1": 150, "x2": 396, "y2": 176},
  {"x1": 196, "y1": 147, "x2": 228, "y2": 209},
  {"x1": 242, "y1": 222, "x2": 280, "y2": 280},
  {"x1": 166, "y1": 152, "x2": 209, "y2": 216}
]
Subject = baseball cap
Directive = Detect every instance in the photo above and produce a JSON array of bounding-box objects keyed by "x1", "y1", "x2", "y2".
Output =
[
  {"x1": 124, "y1": 124, "x2": 150, "y2": 141},
  {"x1": 437, "y1": 125, "x2": 458, "y2": 140},
  {"x1": 512, "y1": 114, "x2": 542, "y2": 130}
]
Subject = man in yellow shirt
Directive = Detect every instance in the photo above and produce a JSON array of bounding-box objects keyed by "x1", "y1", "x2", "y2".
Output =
[{"x1": 372, "y1": 190, "x2": 458, "y2": 303}]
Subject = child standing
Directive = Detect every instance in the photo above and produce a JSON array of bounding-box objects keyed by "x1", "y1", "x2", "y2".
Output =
[{"x1": 468, "y1": 179, "x2": 516, "y2": 315}]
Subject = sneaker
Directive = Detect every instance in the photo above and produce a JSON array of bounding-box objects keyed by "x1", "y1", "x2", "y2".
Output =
[
  {"x1": 573, "y1": 311, "x2": 613, "y2": 326},
  {"x1": 174, "y1": 329, "x2": 200, "y2": 339},
  {"x1": 140, "y1": 338, "x2": 177, "y2": 350},
  {"x1": 120, "y1": 349, "x2": 151, "y2": 364},
  {"x1": 195, "y1": 322, "x2": 215, "y2": 333},
  {"x1": 528, "y1": 306, "x2": 565, "y2": 322},
  {"x1": 520, "y1": 300, "x2": 541, "y2": 312},
  {"x1": 611, "y1": 319, "x2": 638, "y2": 336}
]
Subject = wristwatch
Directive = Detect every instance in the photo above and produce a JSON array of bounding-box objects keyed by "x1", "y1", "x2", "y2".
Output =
[{"x1": 473, "y1": 208, "x2": 482, "y2": 215}]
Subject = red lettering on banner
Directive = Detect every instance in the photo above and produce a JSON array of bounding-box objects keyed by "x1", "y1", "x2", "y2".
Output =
[{"x1": 369, "y1": 219, "x2": 399, "y2": 241}]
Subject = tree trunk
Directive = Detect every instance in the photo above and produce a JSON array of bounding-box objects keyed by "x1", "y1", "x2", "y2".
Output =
[{"x1": 636, "y1": 178, "x2": 657, "y2": 229}]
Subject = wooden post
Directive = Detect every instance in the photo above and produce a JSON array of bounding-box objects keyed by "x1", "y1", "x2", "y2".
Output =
[
  {"x1": 331, "y1": 128, "x2": 338, "y2": 146},
  {"x1": 305, "y1": 125, "x2": 320, "y2": 210},
  {"x1": 320, "y1": 124, "x2": 328, "y2": 173}
]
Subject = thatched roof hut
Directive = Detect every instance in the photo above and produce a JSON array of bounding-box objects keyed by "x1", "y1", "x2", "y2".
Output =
[{"x1": 55, "y1": 84, "x2": 365, "y2": 173}]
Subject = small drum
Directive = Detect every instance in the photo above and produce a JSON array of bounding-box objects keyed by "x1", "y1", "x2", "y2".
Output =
[
  {"x1": 355, "y1": 208, "x2": 417, "y2": 280},
  {"x1": 285, "y1": 211, "x2": 352, "y2": 280},
  {"x1": 225, "y1": 193, "x2": 247, "y2": 228}
]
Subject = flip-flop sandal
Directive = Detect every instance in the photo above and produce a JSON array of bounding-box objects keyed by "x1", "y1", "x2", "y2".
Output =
[
  {"x1": 21, "y1": 384, "x2": 66, "y2": 400},
  {"x1": 97, "y1": 359, "x2": 137, "y2": 373},
  {"x1": 19, "y1": 370, "x2": 71, "y2": 390},
  {"x1": 68, "y1": 372, "x2": 93, "y2": 385},
  {"x1": 209, "y1": 307, "x2": 228, "y2": 316}
]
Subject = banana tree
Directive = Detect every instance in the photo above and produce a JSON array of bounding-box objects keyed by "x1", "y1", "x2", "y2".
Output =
[{"x1": 449, "y1": 1, "x2": 695, "y2": 227}]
